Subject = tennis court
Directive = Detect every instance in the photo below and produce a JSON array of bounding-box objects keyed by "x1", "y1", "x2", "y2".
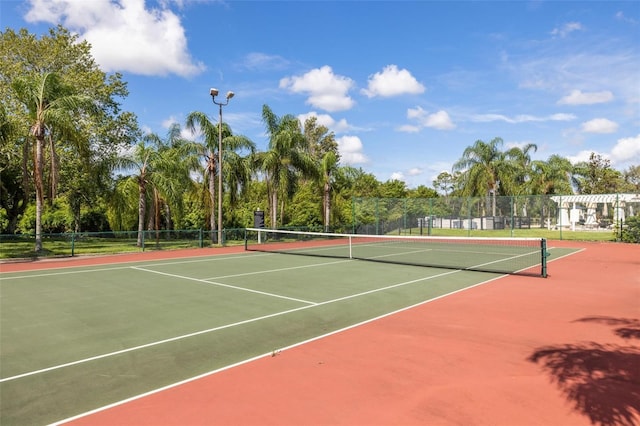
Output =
[{"x1": 1, "y1": 234, "x2": 637, "y2": 425}]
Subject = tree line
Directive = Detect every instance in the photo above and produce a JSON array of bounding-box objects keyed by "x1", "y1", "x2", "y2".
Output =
[{"x1": 1, "y1": 27, "x2": 639, "y2": 251}]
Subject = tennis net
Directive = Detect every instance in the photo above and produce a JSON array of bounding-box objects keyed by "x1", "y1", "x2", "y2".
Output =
[{"x1": 244, "y1": 228, "x2": 549, "y2": 277}]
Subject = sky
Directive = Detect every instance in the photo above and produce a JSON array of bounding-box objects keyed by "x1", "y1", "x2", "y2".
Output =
[{"x1": 2, "y1": 0, "x2": 640, "y2": 188}]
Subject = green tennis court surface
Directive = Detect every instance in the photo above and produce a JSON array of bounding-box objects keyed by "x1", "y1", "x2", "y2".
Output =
[{"x1": 0, "y1": 246, "x2": 576, "y2": 425}]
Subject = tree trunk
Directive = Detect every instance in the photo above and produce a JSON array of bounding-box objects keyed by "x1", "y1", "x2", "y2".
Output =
[
  {"x1": 137, "y1": 179, "x2": 146, "y2": 247},
  {"x1": 48, "y1": 134, "x2": 58, "y2": 203},
  {"x1": 279, "y1": 198, "x2": 284, "y2": 228},
  {"x1": 270, "y1": 191, "x2": 278, "y2": 229},
  {"x1": 154, "y1": 189, "x2": 160, "y2": 246},
  {"x1": 34, "y1": 134, "x2": 44, "y2": 252},
  {"x1": 164, "y1": 203, "x2": 172, "y2": 236},
  {"x1": 324, "y1": 180, "x2": 331, "y2": 232}
]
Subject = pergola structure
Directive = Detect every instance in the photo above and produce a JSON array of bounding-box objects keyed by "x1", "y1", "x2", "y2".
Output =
[{"x1": 550, "y1": 193, "x2": 640, "y2": 229}]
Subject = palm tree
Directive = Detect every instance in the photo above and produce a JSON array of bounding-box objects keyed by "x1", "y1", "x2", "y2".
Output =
[
  {"x1": 503, "y1": 143, "x2": 537, "y2": 218},
  {"x1": 112, "y1": 130, "x2": 192, "y2": 246},
  {"x1": 185, "y1": 111, "x2": 255, "y2": 242},
  {"x1": 301, "y1": 116, "x2": 340, "y2": 232},
  {"x1": 530, "y1": 155, "x2": 574, "y2": 195},
  {"x1": 504, "y1": 143, "x2": 537, "y2": 194},
  {"x1": 148, "y1": 128, "x2": 195, "y2": 235},
  {"x1": 259, "y1": 105, "x2": 318, "y2": 228},
  {"x1": 320, "y1": 151, "x2": 339, "y2": 232},
  {"x1": 114, "y1": 137, "x2": 159, "y2": 246},
  {"x1": 528, "y1": 155, "x2": 575, "y2": 227},
  {"x1": 453, "y1": 137, "x2": 513, "y2": 216},
  {"x1": 12, "y1": 72, "x2": 95, "y2": 251}
]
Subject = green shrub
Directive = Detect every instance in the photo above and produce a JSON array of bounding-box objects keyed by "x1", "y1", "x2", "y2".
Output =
[{"x1": 621, "y1": 216, "x2": 640, "y2": 243}]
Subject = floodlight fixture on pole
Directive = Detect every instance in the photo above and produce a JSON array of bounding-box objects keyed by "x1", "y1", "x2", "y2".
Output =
[{"x1": 210, "y1": 88, "x2": 233, "y2": 246}]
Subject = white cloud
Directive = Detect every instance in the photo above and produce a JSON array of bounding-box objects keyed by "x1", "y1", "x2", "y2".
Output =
[
  {"x1": 471, "y1": 113, "x2": 576, "y2": 123},
  {"x1": 239, "y1": 52, "x2": 289, "y2": 71},
  {"x1": 568, "y1": 135, "x2": 640, "y2": 167},
  {"x1": 610, "y1": 134, "x2": 640, "y2": 164},
  {"x1": 424, "y1": 110, "x2": 455, "y2": 130},
  {"x1": 297, "y1": 112, "x2": 350, "y2": 133},
  {"x1": 397, "y1": 124, "x2": 421, "y2": 133},
  {"x1": 550, "y1": 22, "x2": 584, "y2": 38},
  {"x1": 402, "y1": 106, "x2": 455, "y2": 131},
  {"x1": 558, "y1": 90, "x2": 614, "y2": 105},
  {"x1": 361, "y1": 65, "x2": 425, "y2": 98},
  {"x1": 163, "y1": 115, "x2": 199, "y2": 140},
  {"x1": 616, "y1": 11, "x2": 638, "y2": 25},
  {"x1": 582, "y1": 118, "x2": 619, "y2": 133},
  {"x1": 512, "y1": 48, "x2": 639, "y2": 107},
  {"x1": 505, "y1": 140, "x2": 538, "y2": 151},
  {"x1": 568, "y1": 150, "x2": 606, "y2": 164},
  {"x1": 161, "y1": 116, "x2": 179, "y2": 129},
  {"x1": 24, "y1": 0, "x2": 205, "y2": 77},
  {"x1": 407, "y1": 168, "x2": 423, "y2": 176},
  {"x1": 336, "y1": 135, "x2": 368, "y2": 165},
  {"x1": 390, "y1": 172, "x2": 404, "y2": 181},
  {"x1": 280, "y1": 66, "x2": 355, "y2": 112}
]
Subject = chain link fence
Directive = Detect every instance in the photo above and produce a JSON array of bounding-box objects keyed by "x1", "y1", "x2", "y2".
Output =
[{"x1": 351, "y1": 194, "x2": 640, "y2": 240}]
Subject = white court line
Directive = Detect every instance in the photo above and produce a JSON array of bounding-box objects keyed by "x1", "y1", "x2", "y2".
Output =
[
  {"x1": 1, "y1": 268, "x2": 458, "y2": 384},
  {"x1": 207, "y1": 258, "x2": 354, "y2": 280},
  {"x1": 0, "y1": 252, "x2": 272, "y2": 281},
  {"x1": 130, "y1": 266, "x2": 317, "y2": 305}
]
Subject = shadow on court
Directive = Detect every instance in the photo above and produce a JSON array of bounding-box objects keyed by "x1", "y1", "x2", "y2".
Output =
[{"x1": 529, "y1": 316, "x2": 640, "y2": 426}]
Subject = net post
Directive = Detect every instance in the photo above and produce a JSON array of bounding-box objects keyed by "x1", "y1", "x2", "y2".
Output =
[
  {"x1": 541, "y1": 238, "x2": 548, "y2": 278},
  {"x1": 349, "y1": 235, "x2": 353, "y2": 259}
]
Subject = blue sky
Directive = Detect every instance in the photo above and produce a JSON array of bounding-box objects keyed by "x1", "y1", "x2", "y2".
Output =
[{"x1": 2, "y1": 0, "x2": 639, "y2": 188}]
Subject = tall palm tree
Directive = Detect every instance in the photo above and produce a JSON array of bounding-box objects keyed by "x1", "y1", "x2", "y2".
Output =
[
  {"x1": 453, "y1": 137, "x2": 513, "y2": 216},
  {"x1": 185, "y1": 111, "x2": 255, "y2": 242},
  {"x1": 114, "y1": 137, "x2": 160, "y2": 247},
  {"x1": 259, "y1": 105, "x2": 318, "y2": 228},
  {"x1": 301, "y1": 116, "x2": 340, "y2": 231},
  {"x1": 319, "y1": 151, "x2": 339, "y2": 232},
  {"x1": 12, "y1": 72, "x2": 95, "y2": 251}
]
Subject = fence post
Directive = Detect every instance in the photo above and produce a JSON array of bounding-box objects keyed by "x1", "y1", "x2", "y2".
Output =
[
  {"x1": 467, "y1": 197, "x2": 471, "y2": 237},
  {"x1": 510, "y1": 196, "x2": 515, "y2": 237},
  {"x1": 559, "y1": 195, "x2": 563, "y2": 240},
  {"x1": 71, "y1": 232, "x2": 75, "y2": 257},
  {"x1": 403, "y1": 198, "x2": 407, "y2": 234},
  {"x1": 428, "y1": 198, "x2": 433, "y2": 236},
  {"x1": 375, "y1": 198, "x2": 380, "y2": 235},
  {"x1": 351, "y1": 197, "x2": 356, "y2": 234}
]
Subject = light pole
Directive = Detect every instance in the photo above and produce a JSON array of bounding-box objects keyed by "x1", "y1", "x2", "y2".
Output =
[{"x1": 210, "y1": 88, "x2": 234, "y2": 246}]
